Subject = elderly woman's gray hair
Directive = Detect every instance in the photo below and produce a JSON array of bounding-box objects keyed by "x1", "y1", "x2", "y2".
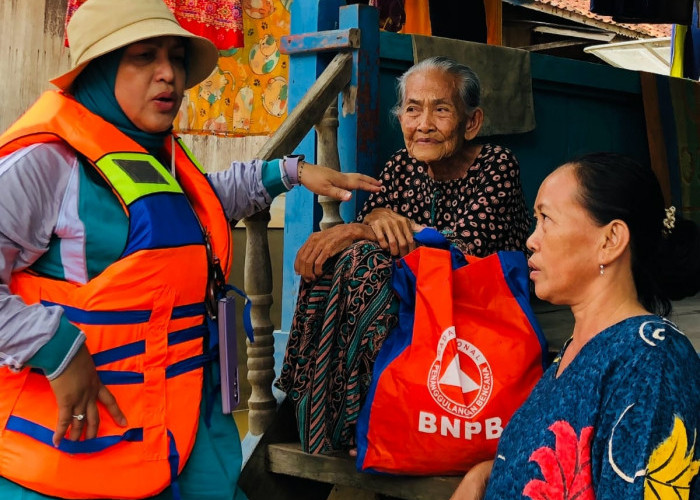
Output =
[{"x1": 391, "y1": 56, "x2": 481, "y2": 118}]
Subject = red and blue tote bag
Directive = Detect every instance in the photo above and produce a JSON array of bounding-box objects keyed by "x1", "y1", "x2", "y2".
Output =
[{"x1": 356, "y1": 228, "x2": 548, "y2": 475}]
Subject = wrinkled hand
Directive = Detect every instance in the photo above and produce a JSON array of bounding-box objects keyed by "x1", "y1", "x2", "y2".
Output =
[
  {"x1": 362, "y1": 208, "x2": 423, "y2": 257},
  {"x1": 48, "y1": 343, "x2": 127, "y2": 447},
  {"x1": 449, "y1": 460, "x2": 494, "y2": 500},
  {"x1": 295, "y1": 223, "x2": 375, "y2": 281},
  {"x1": 299, "y1": 163, "x2": 381, "y2": 201}
]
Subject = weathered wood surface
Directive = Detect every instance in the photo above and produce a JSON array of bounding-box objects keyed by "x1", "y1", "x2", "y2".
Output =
[
  {"x1": 316, "y1": 101, "x2": 344, "y2": 230},
  {"x1": 533, "y1": 293, "x2": 700, "y2": 353},
  {"x1": 239, "y1": 399, "x2": 334, "y2": 500},
  {"x1": 668, "y1": 294, "x2": 700, "y2": 346},
  {"x1": 281, "y1": 28, "x2": 361, "y2": 55},
  {"x1": 0, "y1": 0, "x2": 70, "y2": 132},
  {"x1": 256, "y1": 51, "x2": 353, "y2": 161},
  {"x1": 327, "y1": 485, "x2": 390, "y2": 500},
  {"x1": 243, "y1": 209, "x2": 276, "y2": 435},
  {"x1": 266, "y1": 443, "x2": 461, "y2": 500}
]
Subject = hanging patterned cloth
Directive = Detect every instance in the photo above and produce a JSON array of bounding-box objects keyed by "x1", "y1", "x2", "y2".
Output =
[
  {"x1": 64, "y1": 0, "x2": 243, "y2": 50},
  {"x1": 162, "y1": 0, "x2": 243, "y2": 51},
  {"x1": 175, "y1": 0, "x2": 292, "y2": 137}
]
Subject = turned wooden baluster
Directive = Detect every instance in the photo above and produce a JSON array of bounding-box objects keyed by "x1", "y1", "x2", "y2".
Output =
[
  {"x1": 243, "y1": 52, "x2": 354, "y2": 436},
  {"x1": 316, "y1": 100, "x2": 344, "y2": 230},
  {"x1": 242, "y1": 209, "x2": 276, "y2": 435}
]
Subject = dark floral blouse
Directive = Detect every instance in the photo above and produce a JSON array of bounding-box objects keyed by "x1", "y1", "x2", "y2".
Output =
[{"x1": 356, "y1": 144, "x2": 531, "y2": 256}]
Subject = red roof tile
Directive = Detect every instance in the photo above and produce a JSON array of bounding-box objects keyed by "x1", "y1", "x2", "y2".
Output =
[{"x1": 535, "y1": 0, "x2": 673, "y2": 38}]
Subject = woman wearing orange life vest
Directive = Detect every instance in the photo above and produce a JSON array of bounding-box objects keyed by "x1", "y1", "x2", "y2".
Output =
[{"x1": 0, "y1": 0, "x2": 380, "y2": 499}]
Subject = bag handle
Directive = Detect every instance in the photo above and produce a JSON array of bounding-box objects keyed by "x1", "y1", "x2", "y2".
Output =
[{"x1": 413, "y1": 228, "x2": 468, "y2": 269}]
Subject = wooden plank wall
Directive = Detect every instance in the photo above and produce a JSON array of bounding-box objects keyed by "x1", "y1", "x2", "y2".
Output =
[{"x1": 0, "y1": 0, "x2": 70, "y2": 131}]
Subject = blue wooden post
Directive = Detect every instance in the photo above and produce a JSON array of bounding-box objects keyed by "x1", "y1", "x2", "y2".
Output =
[
  {"x1": 281, "y1": 0, "x2": 345, "y2": 331},
  {"x1": 337, "y1": 5, "x2": 380, "y2": 222},
  {"x1": 280, "y1": 3, "x2": 380, "y2": 331}
]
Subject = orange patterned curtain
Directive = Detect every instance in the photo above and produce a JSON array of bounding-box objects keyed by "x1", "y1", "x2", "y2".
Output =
[{"x1": 175, "y1": 0, "x2": 290, "y2": 137}]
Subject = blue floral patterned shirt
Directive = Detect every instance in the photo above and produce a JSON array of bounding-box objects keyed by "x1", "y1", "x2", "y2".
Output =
[{"x1": 484, "y1": 315, "x2": 700, "y2": 500}]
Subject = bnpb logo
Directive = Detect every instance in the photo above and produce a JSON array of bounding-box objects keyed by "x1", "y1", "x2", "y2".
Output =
[{"x1": 427, "y1": 326, "x2": 493, "y2": 418}]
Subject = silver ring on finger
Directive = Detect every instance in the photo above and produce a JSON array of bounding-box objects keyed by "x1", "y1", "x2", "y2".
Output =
[{"x1": 72, "y1": 414, "x2": 85, "y2": 421}]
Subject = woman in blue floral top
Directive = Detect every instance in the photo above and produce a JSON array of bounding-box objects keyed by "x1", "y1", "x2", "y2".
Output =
[{"x1": 451, "y1": 152, "x2": 700, "y2": 500}]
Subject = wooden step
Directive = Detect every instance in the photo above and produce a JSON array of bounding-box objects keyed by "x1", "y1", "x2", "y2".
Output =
[{"x1": 266, "y1": 442, "x2": 461, "y2": 500}]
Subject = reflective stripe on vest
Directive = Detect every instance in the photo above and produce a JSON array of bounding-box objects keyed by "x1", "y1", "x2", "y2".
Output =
[
  {"x1": 96, "y1": 152, "x2": 184, "y2": 204},
  {"x1": 0, "y1": 91, "x2": 231, "y2": 499}
]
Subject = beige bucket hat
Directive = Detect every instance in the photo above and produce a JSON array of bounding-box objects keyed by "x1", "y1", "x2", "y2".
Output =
[{"x1": 50, "y1": 0, "x2": 219, "y2": 91}]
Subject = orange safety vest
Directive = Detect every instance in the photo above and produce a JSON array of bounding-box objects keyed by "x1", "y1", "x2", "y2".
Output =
[{"x1": 0, "y1": 91, "x2": 232, "y2": 499}]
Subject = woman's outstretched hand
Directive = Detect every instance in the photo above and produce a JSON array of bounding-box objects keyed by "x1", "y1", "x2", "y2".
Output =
[
  {"x1": 48, "y1": 343, "x2": 127, "y2": 447},
  {"x1": 298, "y1": 163, "x2": 381, "y2": 201}
]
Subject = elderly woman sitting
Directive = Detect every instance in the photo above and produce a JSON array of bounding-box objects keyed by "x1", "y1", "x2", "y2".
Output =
[{"x1": 276, "y1": 56, "x2": 532, "y2": 454}]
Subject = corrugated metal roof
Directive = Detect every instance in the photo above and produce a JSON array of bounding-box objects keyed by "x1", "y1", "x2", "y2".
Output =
[{"x1": 534, "y1": 0, "x2": 673, "y2": 38}]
